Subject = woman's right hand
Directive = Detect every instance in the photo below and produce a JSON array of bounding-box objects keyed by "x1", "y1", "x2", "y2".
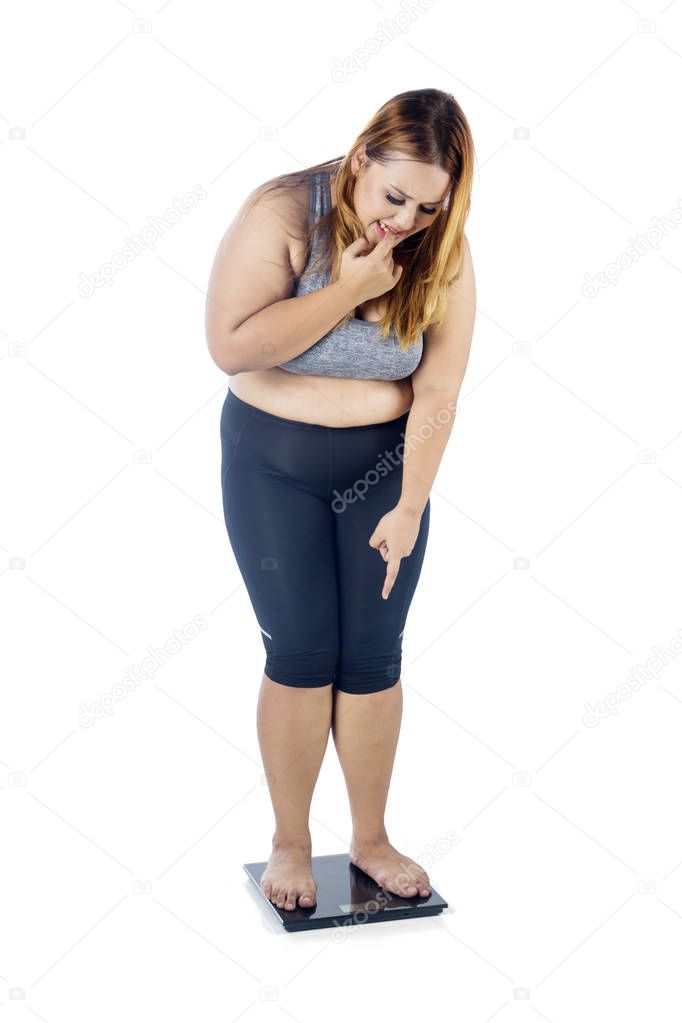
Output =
[{"x1": 338, "y1": 232, "x2": 404, "y2": 305}]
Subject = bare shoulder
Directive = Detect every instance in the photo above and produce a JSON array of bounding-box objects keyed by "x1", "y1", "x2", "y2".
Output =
[
  {"x1": 247, "y1": 175, "x2": 310, "y2": 273},
  {"x1": 250, "y1": 176, "x2": 308, "y2": 236},
  {"x1": 445, "y1": 233, "x2": 474, "y2": 289},
  {"x1": 204, "y1": 175, "x2": 310, "y2": 371}
]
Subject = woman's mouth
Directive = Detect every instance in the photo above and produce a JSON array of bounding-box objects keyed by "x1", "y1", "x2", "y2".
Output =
[{"x1": 374, "y1": 219, "x2": 404, "y2": 239}]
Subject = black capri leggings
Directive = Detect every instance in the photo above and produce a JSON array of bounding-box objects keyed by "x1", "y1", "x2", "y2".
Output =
[{"x1": 220, "y1": 389, "x2": 430, "y2": 695}]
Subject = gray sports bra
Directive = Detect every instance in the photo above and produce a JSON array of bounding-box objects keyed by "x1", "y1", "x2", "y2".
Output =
[{"x1": 276, "y1": 170, "x2": 424, "y2": 380}]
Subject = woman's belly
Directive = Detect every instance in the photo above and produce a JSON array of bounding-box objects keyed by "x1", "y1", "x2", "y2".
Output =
[{"x1": 227, "y1": 368, "x2": 414, "y2": 426}]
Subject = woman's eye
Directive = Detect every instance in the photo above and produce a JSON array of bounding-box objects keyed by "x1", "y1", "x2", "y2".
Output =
[{"x1": 386, "y1": 193, "x2": 437, "y2": 216}]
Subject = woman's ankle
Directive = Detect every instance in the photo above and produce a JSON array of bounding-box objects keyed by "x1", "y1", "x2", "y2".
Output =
[
  {"x1": 272, "y1": 831, "x2": 312, "y2": 851},
  {"x1": 351, "y1": 826, "x2": 389, "y2": 847}
]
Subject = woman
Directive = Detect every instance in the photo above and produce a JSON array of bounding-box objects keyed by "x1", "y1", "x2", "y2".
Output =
[{"x1": 205, "y1": 88, "x2": 476, "y2": 912}]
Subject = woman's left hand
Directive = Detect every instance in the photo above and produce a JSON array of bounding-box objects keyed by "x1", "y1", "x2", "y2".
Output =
[{"x1": 369, "y1": 504, "x2": 422, "y2": 599}]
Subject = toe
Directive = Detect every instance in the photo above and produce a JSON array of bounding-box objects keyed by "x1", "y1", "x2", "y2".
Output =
[
  {"x1": 299, "y1": 890, "x2": 316, "y2": 907},
  {"x1": 410, "y1": 866, "x2": 430, "y2": 895},
  {"x1": 395, "y1": 873, "x2": 418, "y2": 896},
  {"x1": 401, "y1": 873, "x2": 421, "y2": 896},
  {"x1": 284, "y1": 890, "x2": 296, "y2": 910}
]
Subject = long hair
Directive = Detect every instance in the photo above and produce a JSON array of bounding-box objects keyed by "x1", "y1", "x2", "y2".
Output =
[{"x1": 245, "y1": 88, "x2": 475, "y2": 352}]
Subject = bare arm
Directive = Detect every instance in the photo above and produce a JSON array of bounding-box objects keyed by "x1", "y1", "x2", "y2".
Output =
[
  {"x1": 399, "y1": 235, "x2": 477, "y2": 515},
  {"x1": 205, "y1": 186, "x2": 361, "y2": 375}
]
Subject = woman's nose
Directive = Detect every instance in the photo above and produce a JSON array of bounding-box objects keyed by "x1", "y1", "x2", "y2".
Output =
[{"x1": 394, "y1": 212, "x2": 415, "y2": 233}]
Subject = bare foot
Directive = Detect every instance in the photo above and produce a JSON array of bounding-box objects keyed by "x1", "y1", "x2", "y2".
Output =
[
  {"x1": 260, "y1": 842, "x2": 317, "y2": 910},
  {"x1": 350, "y1": 837, "x2": 431, "y2": 898}
]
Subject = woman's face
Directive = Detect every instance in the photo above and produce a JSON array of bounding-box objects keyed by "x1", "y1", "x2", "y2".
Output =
[{"x1": 350, "y1": 150, "x2": 451, "y2": 248}]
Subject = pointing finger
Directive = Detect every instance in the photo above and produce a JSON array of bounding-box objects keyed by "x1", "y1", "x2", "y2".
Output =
[{"x1": 382, "y1": 557, "x2": 400, "y2": 599}]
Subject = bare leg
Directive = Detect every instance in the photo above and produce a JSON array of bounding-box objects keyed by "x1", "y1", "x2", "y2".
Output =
[
  {"x1": 331, "y1": 680, "x2": 431, "y2": 898},
  {"x1": 257, "y1": 673, "x2": 333, "y2": 910}
]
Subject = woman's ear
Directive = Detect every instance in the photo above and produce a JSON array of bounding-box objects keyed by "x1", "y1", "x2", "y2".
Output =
[{"x1": 350, "y1": 143, "x2": 368, "y2": 177}]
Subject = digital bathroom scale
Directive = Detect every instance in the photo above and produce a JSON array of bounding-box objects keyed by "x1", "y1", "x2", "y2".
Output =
[{"x1": 243, "y1": 852, "x2": 448, "y2": 932}]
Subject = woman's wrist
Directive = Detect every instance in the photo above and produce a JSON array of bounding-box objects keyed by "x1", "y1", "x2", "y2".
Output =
[{"x1": 397, "y1": 498, "x2": 424, "y2": 518}]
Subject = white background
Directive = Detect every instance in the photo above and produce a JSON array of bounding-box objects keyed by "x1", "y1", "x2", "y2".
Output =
[{"x1": 2, "y1": 0, "x2": 682, "y2": 1019}]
